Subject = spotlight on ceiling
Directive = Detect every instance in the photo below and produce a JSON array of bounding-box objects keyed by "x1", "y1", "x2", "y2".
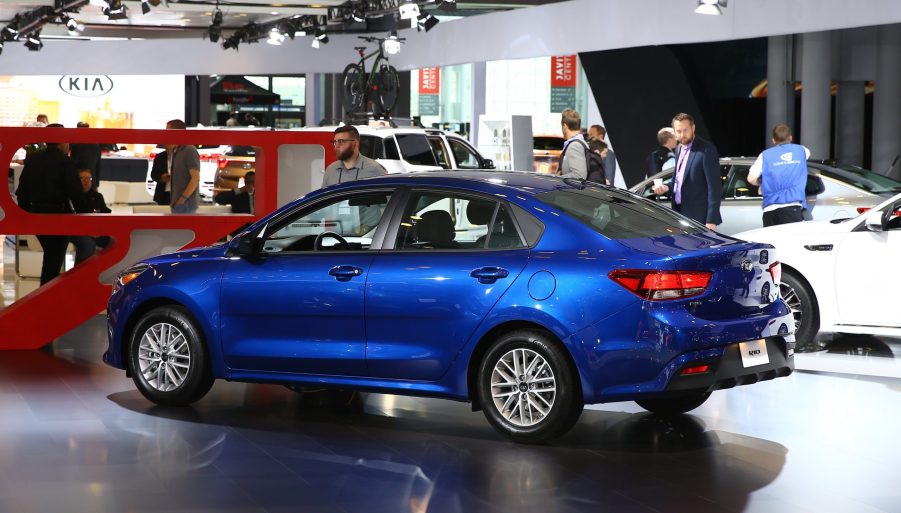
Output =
[
  {"x1": 0, "y1": 40, "x2": 4, "y2": 56},
  {"x1": 62, "y1": 15, "x2": 84, "y2": 34},
  {"x1": 383, "y1": 30, "x2": 401, "y2": 55},
  {"x1": 417, "y1": 13, "x2": 439, "y2": 32},
  {"x1": 208, "y1": 9, "x2": 223, "y2": 43},
  {"x1": 223, "y1": 36, "x2": 240, "y2": 51},
  {"x1": 351, "y1": 9, "x2": 365, "y2": 23},
  {"x1": 2, "y1": 18, "x2": 20, "y2": 41},
  {"x1": 312, "y1": 28, "x2": 328, "y2": 48},
  {"x1": 266, "y1": 27, "x2": 285, "y2": 45},
  {"x1": 25, "y1": 30, "x2": 43, "y2": 51},
  {"x1": 694, "y1": 0, "x2": 727, "y2": 15},
  {"x1": 399, "y1": 1, "x2": 420, "y2": 20},
  {"x1": 437, "y1": 0, "x2": 456, "y2": 11},
  {"x1": 103, "y1": 1, "x2": 129, "y2": 20}
]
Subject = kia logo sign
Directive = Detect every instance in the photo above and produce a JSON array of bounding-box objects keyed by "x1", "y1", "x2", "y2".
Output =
[{"x1": 58, "y1": 75, "x2": 114, "y2": 97}]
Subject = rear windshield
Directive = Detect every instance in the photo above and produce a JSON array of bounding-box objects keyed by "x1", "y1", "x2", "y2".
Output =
[
  {"x1": 820, "y1": 166, "x2": 901, "y2": 194},
  {"x1": 537, "y1": 186, "x2": 706, "y2": 239},
  {"x1": 534, "y1": 137, "x2": 564, "y2": 151},
  {"x1": 395, "y1": 134, "x2": 438, "y2": 166},
  {"x1": 225, "y1": 145, "x2": 255, "y2": 157}
]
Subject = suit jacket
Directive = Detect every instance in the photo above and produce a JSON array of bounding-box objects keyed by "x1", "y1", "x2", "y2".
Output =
[
  {"x1": 670, "y1": 136, "x2": 722, "y2": 226},
  {"x1": 150, "y1": 151, "x2": 170, "y2": 206}
]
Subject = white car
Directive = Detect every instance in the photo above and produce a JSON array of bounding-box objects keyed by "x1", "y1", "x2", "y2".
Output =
[
  {"x1": 295, "y1": 125, "x2": 494, "y2": 174},
  {"x1": 735, "y1": 192, "x2": 901, "y2": 347}
]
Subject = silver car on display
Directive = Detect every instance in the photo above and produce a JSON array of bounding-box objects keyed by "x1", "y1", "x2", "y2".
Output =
[{"x1": 630, "y1": 158, "x2": 900, "y2": 235}]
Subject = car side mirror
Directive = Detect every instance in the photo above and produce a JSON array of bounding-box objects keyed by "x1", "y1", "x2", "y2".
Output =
[
  {"x1": 865, "y1": 212, "x2": 885, "y2": 232},
  {"x1": 483, "y1": 159, "x2": 495, "y2": 170},
  {"x1": 236, "y1": 235, "x2": 263, "y2": 257}
]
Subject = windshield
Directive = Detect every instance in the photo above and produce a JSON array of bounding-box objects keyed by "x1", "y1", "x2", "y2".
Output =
[
  {"x1": 537, "y1": 186, "x2": 706, "y2": 239},
  {"x1": 820, "y1": 165, "x2": 901, "y2": 194}
]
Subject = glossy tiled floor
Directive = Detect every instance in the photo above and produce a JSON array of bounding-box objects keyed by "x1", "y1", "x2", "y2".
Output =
[{"x1": 2, "y1": 239, "x2": 901, "y2": 512}]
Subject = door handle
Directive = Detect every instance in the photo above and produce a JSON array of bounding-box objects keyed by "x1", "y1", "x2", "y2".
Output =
[
  {"x1": 328, "y1": 265, "x2": 363, "y2": 282},
  {"x1": 470, "y1": 266, "x2": 510, "y2": 284}
]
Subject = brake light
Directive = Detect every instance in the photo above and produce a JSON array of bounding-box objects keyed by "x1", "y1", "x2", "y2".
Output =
[
  {"x1": 608, "y1": 269, "x2": 712, "y2": 301},
  {"x1": 680, "y1": 364, "x2": 710, "y2": 375},
  {"x1": 857, "y1": 207, "x2": 870, "y2": 215},
  {"x1": 768, "y1": 261, "x2": 781, "y2": 285},
  {"x1": 217, "y1": 156, "x2": 228, "y2": 169}
]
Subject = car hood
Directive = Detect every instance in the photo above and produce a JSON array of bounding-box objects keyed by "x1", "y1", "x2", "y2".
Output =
[{"x1": 143, "y1": 244, "x2": 229, "y2": 265}]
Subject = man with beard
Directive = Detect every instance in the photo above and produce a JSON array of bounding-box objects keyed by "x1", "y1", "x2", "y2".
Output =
[{"x1": 321, "y1": 125, "x2": 386, "y2": 188}]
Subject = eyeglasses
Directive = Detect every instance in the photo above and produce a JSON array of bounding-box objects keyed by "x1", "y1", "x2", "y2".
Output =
[
  {"x1": 80, "y1": 176, "x2": 93, "y2": 181},
  {"x1": 330, "y1": 139, "x2": 354, "y2": 146}
]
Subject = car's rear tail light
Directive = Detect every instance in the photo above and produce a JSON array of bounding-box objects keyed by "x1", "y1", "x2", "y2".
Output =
[
  {"x1": 608, "y1": 269, "x2": 712, "y2": 301},
  {"x1": 768, "y1": 261, "x2": 781, "y2": 285},
  {"x1": 217, "y1": 156, "x2": 228, "y2": 169},
  {"x1": 679, "y1": 364, "x2": 710, "y2": 375}
]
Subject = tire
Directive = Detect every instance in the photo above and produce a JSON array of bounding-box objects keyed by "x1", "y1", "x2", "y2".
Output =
[
  {"x1": 477, "y1": 329, "x2": 583, "y2": 443},
  {"x1": 780, "y1": 271, "x2": 820, "y2": 350},
  {"x1": 128, "y1": 306, "x2": 214, "y2": 406},
  {"x1": 374, "y1": 65, "x2": 400, "y2": 114},
  {"x1": 341, "y1": 62, "x2": 366, "y2": 113},
  {"x1": 636, "y1": 392, "x2": 711, "y2": 415}
]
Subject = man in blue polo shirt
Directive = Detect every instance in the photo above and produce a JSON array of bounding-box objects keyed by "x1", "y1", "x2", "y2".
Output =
[{"x1": 748, "y1": 123, "x2": 811, "y2": 227}]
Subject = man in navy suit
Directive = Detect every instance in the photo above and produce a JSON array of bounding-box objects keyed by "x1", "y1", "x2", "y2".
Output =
[{"x1": 653, "y1": 113, "x2": 722, "y2": 230}]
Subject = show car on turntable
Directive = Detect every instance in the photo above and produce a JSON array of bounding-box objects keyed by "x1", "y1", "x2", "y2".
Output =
[
  {"x1": 736, "y1": 192, "x2": 901, "y2": 349},
  {"x1": 105, "y1": 172, "x2": 796, "y2": 443}
]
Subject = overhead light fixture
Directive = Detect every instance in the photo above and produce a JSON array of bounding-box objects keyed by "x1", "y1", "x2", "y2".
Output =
[
  {"x1": 694, "y1": 0, "x2": 727, "y2": 15},
  {"x1": 0, "y1": 40, "x2": 4, "y2": 56},
  {"x1": 383, "y1": 31, "x2": 401, "y2": 54},
  {"x1": 25, "y1": 30, "x2": 43, "y2": 51},
  {"x1": 2, "y1": 18, "x2": 20, "y2": 41},
  {"x1": 351, "y1": 9, "x2": 365, "y2": 23},
  {"x1": 103, "y1": 1, "x2": 129, "y2": 20},
  {"x1": 266, "y1": 27, "x2": 284, "y2": 45},
  {"x1": 208, "y1": 9, "x2": 223, "y2": 43},
  {"x1": 399, "y1": 1, "x2": 420, "y2": 20},
  {"x1": 223, "y1": 37, "x2": 239, "y2": 51},
  {"x1": 312, "y1": 28, "x2": 328, "y2": 48},
  {"x1": 62, "y1": 15, "x2": 84, "y2": 34},
  {"x1": 437, "y1": 0, "x2": 456, "y2": 11},
  {"x1": 417, "y1": 13, "x2": 438, "y2": 32}
]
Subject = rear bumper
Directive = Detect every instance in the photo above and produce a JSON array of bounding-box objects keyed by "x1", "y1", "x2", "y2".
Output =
[{"x1": 665, "y1": 336, "x2": 794, "y2": 394}]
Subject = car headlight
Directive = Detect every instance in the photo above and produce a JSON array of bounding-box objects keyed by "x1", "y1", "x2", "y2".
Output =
[{"x1": 116, "y1": 263, "x2": 151, "y2": 288}]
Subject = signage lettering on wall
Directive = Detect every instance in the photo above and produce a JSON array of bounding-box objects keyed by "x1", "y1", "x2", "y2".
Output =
[
  {"x1": 550, "y1": 56, "x2": 577, "y2": 113},
  {"x1": 58, "y1": 75, "x2": 115, "y2": 97},
  {"x1": 418, "y1": 67, "x2": 441, "y2": 116}
]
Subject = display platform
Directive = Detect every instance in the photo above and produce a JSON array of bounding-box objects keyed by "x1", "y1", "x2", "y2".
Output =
[{"x1": 0, "y1": 314, "x2": 899, "y2": 513}]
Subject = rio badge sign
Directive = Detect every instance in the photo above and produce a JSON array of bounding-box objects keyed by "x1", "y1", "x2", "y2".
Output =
[{"x1": 59, "y1": 75, "x2": 114, "y2": 97}]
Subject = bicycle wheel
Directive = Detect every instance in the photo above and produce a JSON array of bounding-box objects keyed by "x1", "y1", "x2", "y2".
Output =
[
  {"x1": 374, "y1": 64, "x2": 400, "y2": 114},
  {"x1": 342, "y1": 62, "x2": 366, "y2": 113}
]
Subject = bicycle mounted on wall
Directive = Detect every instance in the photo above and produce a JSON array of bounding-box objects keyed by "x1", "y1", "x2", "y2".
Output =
[{"x1": 342, "y1": 34, "x2": 404, "y2": 118}]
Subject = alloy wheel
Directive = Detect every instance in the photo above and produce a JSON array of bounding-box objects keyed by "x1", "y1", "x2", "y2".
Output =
[
  {"x1": 490, "y1": 348, "x2": 556, "y2": 427},
  {"x1": 137, "y1": 322, "x2": 192, "y2": 392},
  {"x1": 780, "y1": 282, "x2": 803, "y2": 331}
]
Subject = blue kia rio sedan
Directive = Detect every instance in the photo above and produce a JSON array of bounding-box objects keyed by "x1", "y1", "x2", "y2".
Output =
[{"x1": 105, "y1": 171, "x2": 795, "y2": 443}]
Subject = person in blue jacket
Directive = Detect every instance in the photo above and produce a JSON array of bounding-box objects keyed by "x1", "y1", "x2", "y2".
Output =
[{"x1": 747, "y1": 123, "x2": 811, "y2": 227}]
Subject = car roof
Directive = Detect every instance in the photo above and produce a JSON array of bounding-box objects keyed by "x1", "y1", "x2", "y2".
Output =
[
  {"x1": 321, "y1": 170, "x2": 573, "y2": 196},
  {"x1": 292, "y1": 125, "x2": 442, "y2": 137}
]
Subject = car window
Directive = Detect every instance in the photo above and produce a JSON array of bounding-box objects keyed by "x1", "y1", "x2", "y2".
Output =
[
  {"x1": 225, "y1": 146, "x2": 255, "y2": 157},
  {"x1": 262, "y1": 191, "x2": 393, "y2": 253},
  {"x1": 448, "y1": 138, "x2": 482, "y2": 169},
  {"x1": 723, "y1": 165, "x2": 761, "y2": 198},
  {"x1": 394, "y1": 191, "x2": 521, "y2": 250},
  {"x1": 395, "y1": 134, "x2": 438, "y2": 166},
  {"x1": 383, "y1": 137, "x2": 400, "y2": 160},
  {"x1": 533, "y1": 137, "x2": 564, "y2": 151},
  {"x1": 821, "y1": 166, "x2": 901, "y2": 195},
  {"x1": 537, "y1": 186, "x2": 706, "y2": 239},
  {"x1": 359, "y1": 135, "x2": 386, "y2": 159},
  {"x1": 427, "y1": 136, "x2": 452, "y2": 169}
]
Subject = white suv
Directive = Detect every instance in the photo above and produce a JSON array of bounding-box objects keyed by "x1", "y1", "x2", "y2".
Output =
[{"x1": 295, "y1": 125, "x2": 495, "y2": 173}]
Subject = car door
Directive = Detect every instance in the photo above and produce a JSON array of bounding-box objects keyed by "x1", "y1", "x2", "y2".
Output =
[
  {"x1": 365, "y1": 189, "x2": 531, "y2": 381},
  {"x1": 219, "y1": 189, "x2": 398, "y2": 375},
  {"x1": 446, "y1": 136, "x2": 485, "y2": 169},
  {"x1": 833, "y1": 198, "x2": 901, "y2": 326}
]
